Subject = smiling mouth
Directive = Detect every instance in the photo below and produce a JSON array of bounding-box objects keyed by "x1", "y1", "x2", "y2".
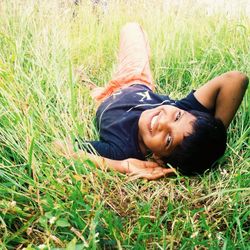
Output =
[{"x1": 149, "y1": 115, "x2": 159, "y2": 133}]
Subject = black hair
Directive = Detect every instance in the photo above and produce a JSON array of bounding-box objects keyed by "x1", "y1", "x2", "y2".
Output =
[{"x1": 163, "y1": 110, "x2": 227, "y2": 176}]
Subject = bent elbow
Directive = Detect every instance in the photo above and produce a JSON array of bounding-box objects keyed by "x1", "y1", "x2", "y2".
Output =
[{"x1": 225, "y1": 71, "x2": 249, "y2": 89}]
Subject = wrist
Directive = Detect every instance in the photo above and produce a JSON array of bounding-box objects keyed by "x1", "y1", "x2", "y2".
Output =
[
  {"x1": 121, "y1": 159, "x2": 130, "y2": 173},
  {"x1": 71, "y1": 150, "x2": 85, "y2": 160}
]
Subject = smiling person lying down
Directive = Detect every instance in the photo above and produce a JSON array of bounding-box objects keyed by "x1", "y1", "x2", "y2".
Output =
[{"x1": 54, "y1": 22, "x2": 248, "y2": 180}]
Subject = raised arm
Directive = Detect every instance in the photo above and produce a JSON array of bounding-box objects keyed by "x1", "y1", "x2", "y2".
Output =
[{"x1": 194, "y1": 71, "x2": 248, "y2": 128}]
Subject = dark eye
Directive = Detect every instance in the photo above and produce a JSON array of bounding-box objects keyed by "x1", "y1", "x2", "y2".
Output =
[
  {"x1": 175, "y1": 111, "x2": 181, "y2": 121},
  {"x1": 166, "y1": 134, "x2": 172, "y2": 147}
]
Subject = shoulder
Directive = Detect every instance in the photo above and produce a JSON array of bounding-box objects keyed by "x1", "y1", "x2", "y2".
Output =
[{"x1": 174, "y1": 90, "x2": 213, "y2": 114}]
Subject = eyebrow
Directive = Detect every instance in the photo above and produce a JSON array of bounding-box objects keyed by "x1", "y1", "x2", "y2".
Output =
[{"x1": 180, "y1": 111, "x2": 185, "y2": 120}]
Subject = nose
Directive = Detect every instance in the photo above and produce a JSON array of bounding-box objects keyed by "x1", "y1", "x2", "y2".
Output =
[{"x1": 157, "y1": 113, "x2": 172, "y2": 132}]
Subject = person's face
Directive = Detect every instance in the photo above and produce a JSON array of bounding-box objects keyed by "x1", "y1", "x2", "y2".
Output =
[{"x1": 138, "y1": 105, "x2": 196, "y2": 158}]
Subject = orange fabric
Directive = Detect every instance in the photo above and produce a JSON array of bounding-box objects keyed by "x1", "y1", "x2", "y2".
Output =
[{"x1": 93, "y1": 22, "x2": 155, "y2": 102}]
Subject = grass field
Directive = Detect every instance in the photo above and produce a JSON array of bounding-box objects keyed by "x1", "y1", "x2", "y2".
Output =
[{"x1": 0, "y1": 0, "x2": 249, "y2": 249}]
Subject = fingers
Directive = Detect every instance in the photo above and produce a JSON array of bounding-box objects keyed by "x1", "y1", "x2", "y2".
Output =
[
  {"x1": 91, "y1": 87, "x2": 105, "y2": 99},
  {"x1": 128, "y1": 167, "x2": 176, "y2": 181},
  {"x1": 128, "y1": 171, "x2": 164, "y2": 181},
  {"x1": 52, "y1": 140, "x2": 64, "y2": 153},
  {"x1": 163, "y1": 168, "x2": 176, "y2": 175},
  {"x1": 143, "y1": 161, "x2": 160, "y2": 168},
  {"x1": 147, "y1": 168, "x2": 176, "y2": 180},
  {"x1": 52, "y1": 139, "x2": 73, "y2": 159}
]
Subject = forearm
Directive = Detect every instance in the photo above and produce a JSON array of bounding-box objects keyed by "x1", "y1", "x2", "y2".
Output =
[
  {"x1": 194, "y1": 71, "x2": 248, "y2": 128},
  {"x1": 213, "y1": 71, "x2": 248, "y2": 128},
  {"x1": 53, "y1": 139, "x2": 172, "y2": 180},
  {"x1": 72, "y1": 151, "x2": 174, "y2": 180},
  {"x1": 70, "y1": 150, "x2": 129, "y2": 173}
]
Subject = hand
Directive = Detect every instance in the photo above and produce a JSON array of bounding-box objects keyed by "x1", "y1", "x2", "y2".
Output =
[
  {"x1": 123, "y1": 158, "x2": 176, "y2": 180},
  {"x1": 91, "y1": 87, "x2": 105, "y2": 100},
  {"x1": 53, "y1": 138, "x2": 76, "y2": 159}
]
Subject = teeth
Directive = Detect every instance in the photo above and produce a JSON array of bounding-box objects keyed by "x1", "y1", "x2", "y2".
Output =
[{"x1": 150, "y1": 115, "x2": 158, "y2": 132}]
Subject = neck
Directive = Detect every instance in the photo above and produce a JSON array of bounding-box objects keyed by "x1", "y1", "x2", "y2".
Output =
[{"x1": 138, "y1": 133, "x2": 149, "y2": 156}]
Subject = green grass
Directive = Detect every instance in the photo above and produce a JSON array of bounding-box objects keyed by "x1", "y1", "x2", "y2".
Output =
[{"x1": 0, "y1": 0, "x2": 249, "y2": 249}]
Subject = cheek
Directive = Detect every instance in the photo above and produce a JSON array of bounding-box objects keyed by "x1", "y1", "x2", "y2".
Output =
[
  {"x1": 146, "y1": 135, "x2": 164, "y2": 151},
  {"x1": 139, "y1": 113, "x2": 146, "y2": 130},
  {"x1": 140, "y1": 110, "x2": 150, "y2": 124}
]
